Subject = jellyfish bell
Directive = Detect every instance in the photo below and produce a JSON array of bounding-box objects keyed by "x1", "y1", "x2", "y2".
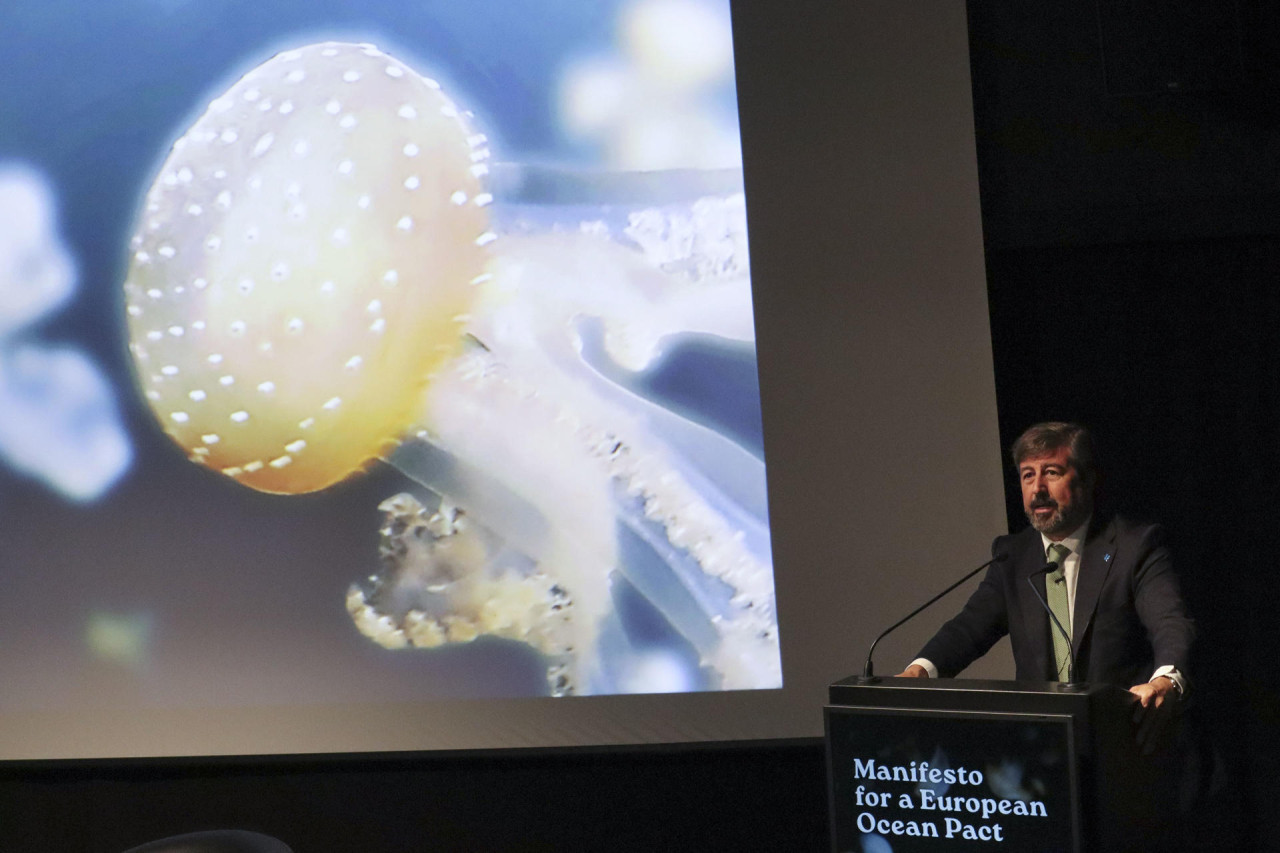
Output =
[{"x1": 123, "y1": 42, "x2": 492, "y2": 494}]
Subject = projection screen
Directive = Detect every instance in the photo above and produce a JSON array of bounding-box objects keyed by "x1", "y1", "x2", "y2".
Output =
[{"x1": 0, "y1": 0, "x2": 1007, "y2": 759}]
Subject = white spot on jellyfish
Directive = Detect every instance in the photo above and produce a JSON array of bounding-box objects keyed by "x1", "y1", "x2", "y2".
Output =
[
  {"x1": 369, "y1": 318, "x2": 386, "y2": 334},
  {"x1": 219, "y1": 375, "x2": 235, "y2": 387},
  {"x1": 206, "y1": 353, "x2": 223, "y2": 365},
  {"x1": 470, "y1": 163, "x2": 489, "y2": 178},
  {"x1": 285, "y1": 439, "x2": 307, "y2": 453},
  {"x1": 331, "y1": 227, "x2": 350, "y2": 245},
  {"x1": 135, "y1": 250, "x2": 152, "y2": 265},
  {"x1": 404, "y1": 176, "x2": 420, "y2": 190},
  {"x1": 475, "y1": 231, "x2": 497, "y2": 246},
  {"x1": 285, "y1": 317, "x2": 304, "y2": 334},
  {"x1": 243, "y1": 88, "x2": 261, "y2": 102},
  {"x1": 187, "y1": 203, "x2": 204, "y2": 216},
  {"x1": 215, "y1": 190, "x2": 232, "y2": 210},
  {"x1": 298, "y1": 418, "x2": 315, "y2": 430},
  {"x1": 257, "y1": 381, "x2": 276, "y2": 394},
  {"x1": 204, "y1": 235, "x2": 222, "y2": 252},
  {"x1": 228, "y1": 320, "x2": 246, "y2": 336},
  {"x1": 237, "y1": 278, "x2": 254, "y2": 295},
  {"x1": 339, "y1": 115, "x2": 357, "y2": 130},
  {"x1": 344, "y1": 356, "x2": 362, "y2": 371},
  {"x1": 167, "y1": 325, "x2": 184, "y2": 337},
  {"x1": 243, "y1": 459, "x2": 263, "y2": 472},
  {"x1": 325, "y1": 99, "x2": 342, "y2": 115},
  {"x1": 202, "y1": 434, "x2": 220, "y2": 445},
  {"x1": 320, "y1": 280, "x2": 336, "y2": 294},
  {"x1": 342, "y1": 71, "x2": 361, "y2": 84},
  {"x1": 385, "y1": 64, "x2": 404, "y2": 78},
  {"x1": 230, "y1": 410, "x2": 249, "y2": 423},
  {"x1": 450, "y1": 191, "x2": 468, "y2": 206},
  {"x1": 337, "y1": 159, "x2": 354, "y2": 176},
  {"x1": 177, "y1": 167, "x2": 194, "y2": 184},
  {"x1": 286, "y1": 69, "x2": 306, "y2": 83},
  {"x1": 423, "y1": 77, "x2": 441, "y2": 89},
  {"x1": 189, "y1": 389, "x2": 207, "y2": 402},
  {"x1": 160, "y1": 365, "x2": 179, "y2": 376},
  {"x1": 219, "y1": 128, "x2": 239, "y2": 144},
  {"x1": 146, "y1": 330, "x2": 163, "y2": 342},
  {"x1": 271, "y1": 262, "x2": 290, "y2": 281},
  {"x1": 366, "y1": 299, "x2": 382, "y2": 313},
  {"x1": 382, "y1": 270, "x2": 398, "y2": 286},
  {"x1": 474, "y1": 193, "x2": 494, "y2": 208},
  {"x1": 356, "y1": 194, "x2": 371, "y2": 209},
  {"x1": 289, "y1": 202, "x2": 308, "y2": 221},
  {"x1": 322, "y1": 396, "x2": 342, "y2": 411},
  {"x1": 170, "y1": 411, "x2": 189, "y2": 423},
  {"x1": 397, "y1": 104, "x2": 417, "y2": 120},
  {"x1": 292, "y1": 139, "x2": 310, "y2": 158},
  {"x1": 396, "y1": 216, "x2": 413, "y2": 232},
  {"x1": 252, "y1": 133, "x2": 275, "y2": 157},
  {"x1": 269, "y1": 455, "x2": 293, "y2": 469},
  {"x1": 279, "y1": 100, "x2": 295, "y2": 115},
  {"x1": 440, "y1": 104, "x2": 458, "y2": 118}
]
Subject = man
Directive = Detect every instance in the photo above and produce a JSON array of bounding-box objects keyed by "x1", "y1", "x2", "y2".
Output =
[{"x1": 897, "y1": 422, "x2": 1194, "y2": 713}]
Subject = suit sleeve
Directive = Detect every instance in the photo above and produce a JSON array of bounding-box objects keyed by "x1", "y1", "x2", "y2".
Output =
[
  {"x1": 915, "y1": 553, "x2": 1011, "y2": 678},
  {"x1": 1131, "y1": 524, "x2": 1196, "y2": 676}
]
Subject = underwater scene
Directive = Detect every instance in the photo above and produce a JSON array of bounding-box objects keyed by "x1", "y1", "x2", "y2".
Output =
[{"x1": 0, "y1": 0, "x2": 778, "y2": 706}]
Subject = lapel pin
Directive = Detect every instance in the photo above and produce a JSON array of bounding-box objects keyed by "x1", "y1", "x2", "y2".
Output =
[{"x1": 1104, "y1": 553, "x2": 1112, "y2": 562}]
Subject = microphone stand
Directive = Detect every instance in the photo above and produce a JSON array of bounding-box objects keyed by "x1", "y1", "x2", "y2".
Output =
[{"x1": 857, "y1": 553, "x2": 1007, "y2": 684}]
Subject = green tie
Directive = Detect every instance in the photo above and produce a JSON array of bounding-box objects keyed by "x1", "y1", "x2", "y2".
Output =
[{"x1": 1045, "y1": 543, "x2": 1072, "y2": 681}]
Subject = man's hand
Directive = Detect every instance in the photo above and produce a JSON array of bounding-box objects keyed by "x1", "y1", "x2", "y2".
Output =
[
  {"x1": 1129, "y1": 675, "x2": 1178, "y2": 709},
  {"x1": 1129, "y1": 675, "x2": 1179, "y2": 754},
  {"x1": 894, "y1": 664, "x2": 930, "y2": 678}
]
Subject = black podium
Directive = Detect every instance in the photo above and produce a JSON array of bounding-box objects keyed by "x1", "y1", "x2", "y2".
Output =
[{"x1": 826, "y1": 677, "x2": 1171, "y2": 852}]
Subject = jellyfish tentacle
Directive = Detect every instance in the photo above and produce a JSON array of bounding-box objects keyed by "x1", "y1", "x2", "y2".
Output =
[{"x1": 463, "y1": 235, "x2": 780, "y2": 689}]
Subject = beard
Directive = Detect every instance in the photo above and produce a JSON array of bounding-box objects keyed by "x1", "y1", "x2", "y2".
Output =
[{"x1": 1026, "y1": 497, "x2": 1088, "y2": 537}]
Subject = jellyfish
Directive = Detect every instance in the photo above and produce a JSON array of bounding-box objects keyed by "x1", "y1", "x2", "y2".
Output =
[
  {"x1": 122, "y1": 42, "x2": 778, "y2": 695},
  {"x1": 0, "y1": 163, "x2": 132, "y2": 501}
]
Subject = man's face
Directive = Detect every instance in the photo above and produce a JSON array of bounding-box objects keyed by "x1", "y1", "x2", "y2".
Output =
[{"x1": 1019, "y1": 446, "x2": 1091, "y2": 539}]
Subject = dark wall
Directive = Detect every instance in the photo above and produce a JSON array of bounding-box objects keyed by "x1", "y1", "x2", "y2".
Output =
[
  {"x1": 0, "y1": 743, "x2": 827, "y2": 853},
  {"x1": 971, "y1": 2, "x2": 1280, "y2": 849}
]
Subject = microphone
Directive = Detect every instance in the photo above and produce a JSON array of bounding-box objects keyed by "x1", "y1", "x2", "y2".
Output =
[
  {"x1": 1025, "y1": 561, "x2": 1083, "y2": 690},
  {"x1": 858, "y1": 552, "x2": 1008, "y2": 684}
]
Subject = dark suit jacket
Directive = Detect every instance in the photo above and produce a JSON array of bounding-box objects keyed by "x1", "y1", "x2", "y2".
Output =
[{"x1": 917, "y1": 515, "x2": 1195, "y2": 686}]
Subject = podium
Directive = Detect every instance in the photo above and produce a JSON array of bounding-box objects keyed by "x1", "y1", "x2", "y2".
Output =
[{"x1": 825, "y1": 677, "x2": 1171, "y2": 852}]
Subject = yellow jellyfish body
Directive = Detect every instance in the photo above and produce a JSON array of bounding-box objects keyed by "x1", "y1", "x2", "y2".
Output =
[{"x1": 124, "y1": 42, "x2": 493, "y2": 493}]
